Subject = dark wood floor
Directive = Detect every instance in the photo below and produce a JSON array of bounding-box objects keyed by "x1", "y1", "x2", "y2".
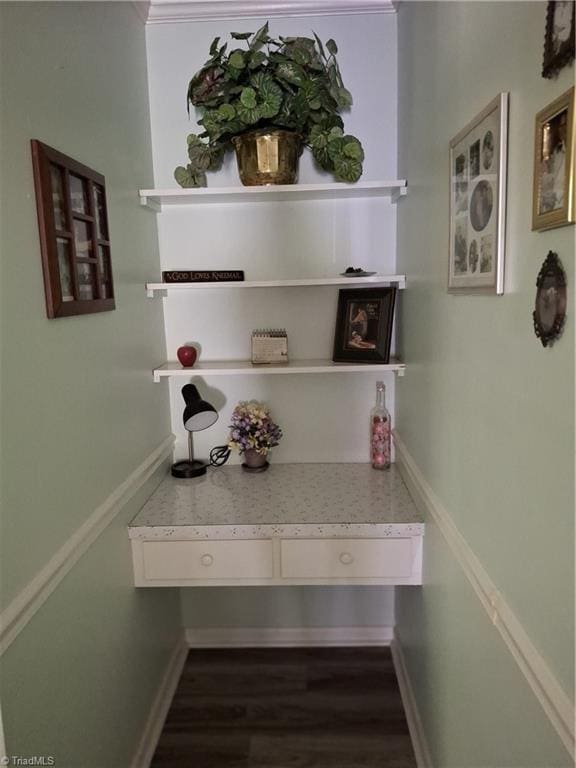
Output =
[{"x1": 151, "y1": 647, "x2": 417, "y2": 768}]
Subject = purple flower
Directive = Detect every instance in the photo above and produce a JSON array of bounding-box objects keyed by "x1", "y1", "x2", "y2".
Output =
[{"x1": 228, "y1": 400, "x2": 283, "y2": 455}]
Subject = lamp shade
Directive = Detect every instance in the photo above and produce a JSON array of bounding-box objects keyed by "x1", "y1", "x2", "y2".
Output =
[{"x1": 181, "y1": 384, "x2": 218, "y2": 432}]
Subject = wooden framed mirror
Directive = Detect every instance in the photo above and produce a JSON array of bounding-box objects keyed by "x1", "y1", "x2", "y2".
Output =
[{"x1": 31, "y1": 140, "x2": 115, "y2": 318}]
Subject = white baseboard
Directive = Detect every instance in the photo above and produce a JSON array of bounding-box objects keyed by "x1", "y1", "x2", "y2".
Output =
[
  {"x1": 394, "y1": 432, "x2": 575, "y2": 760},
  {"x1": 130, "y1": 635, "x2": 188, "y2": 768},
  {"x1": 0, "y1": 435, "x2": 175, "y2": 656},
  {"x1": 185, "y1": 625, "x2": 394, "y2": 648},
  {"x1": 391, "y1": 637, "x2": 433, "y2": 768},
  {"x1": 0, "y1": 701, "x2": 6, "y2": 764}
]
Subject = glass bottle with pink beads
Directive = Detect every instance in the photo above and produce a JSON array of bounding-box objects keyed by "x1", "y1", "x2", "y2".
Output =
[{"x1": 370, "y1": 381, "x2": 391, "y2": 470}]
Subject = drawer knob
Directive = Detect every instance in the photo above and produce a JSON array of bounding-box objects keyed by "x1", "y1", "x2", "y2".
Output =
[
  {"x1": 339, "y1": 552, "x2": 354, "y2": 565},
  {"x1": 200, "y1": 554, "x2": 214, "y2": 567}
]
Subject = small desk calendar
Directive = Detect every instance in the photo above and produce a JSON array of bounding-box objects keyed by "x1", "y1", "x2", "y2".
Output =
[{"x1": 251, "y1": 329, "x2": 289, "y2": 365}]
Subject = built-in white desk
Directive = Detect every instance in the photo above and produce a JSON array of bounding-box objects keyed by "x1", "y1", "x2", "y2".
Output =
[{"x1": 128, "y1": 463, "x2": 424, "y2": 587}]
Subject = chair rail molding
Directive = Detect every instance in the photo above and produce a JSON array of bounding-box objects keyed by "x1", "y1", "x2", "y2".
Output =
[
  {"x1": 393, "y1": 432, "x2": 575, "y2": 760},
  {"x1": 143, "y1": 0, "x2": 397, "y2": 24},
  {"x1": 0, "y1": 435, "x2": 175, "y2": 656}
]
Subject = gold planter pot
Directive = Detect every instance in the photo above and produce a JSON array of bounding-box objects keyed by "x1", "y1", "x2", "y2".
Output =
[{"x1": 232, "y1": 129, "x2": 302, "y2": 186}]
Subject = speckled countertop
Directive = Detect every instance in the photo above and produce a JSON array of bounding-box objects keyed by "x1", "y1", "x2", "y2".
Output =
[{"x1": 129, "y1": 463, "x2": 424, "y2": 541}]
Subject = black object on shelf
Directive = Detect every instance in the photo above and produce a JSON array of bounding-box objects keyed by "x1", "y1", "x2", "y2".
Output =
[
  {"x1": 162, "y1": 270, "x2": 244, "y2": 283},
  {"x1": 172, "y1": 384, "x2": 218, "y2": 478}
]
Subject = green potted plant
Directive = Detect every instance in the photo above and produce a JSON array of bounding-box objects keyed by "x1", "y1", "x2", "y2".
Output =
[{"x1": 174, "y1": 23, "x2": 365, "y2": 187}]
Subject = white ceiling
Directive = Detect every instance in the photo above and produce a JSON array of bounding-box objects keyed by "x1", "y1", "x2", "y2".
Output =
[{"x1": 138, "y1": 0, "x2": 397, "y2": 25}]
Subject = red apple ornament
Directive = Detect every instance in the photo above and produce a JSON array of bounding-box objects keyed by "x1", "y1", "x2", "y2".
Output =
[{"x1": 177, "y1": 345, "x2": 197, "y2": 367}]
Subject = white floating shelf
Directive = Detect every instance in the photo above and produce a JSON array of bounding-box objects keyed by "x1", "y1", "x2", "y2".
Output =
[
  {"x1": 139, "y1": 180, "x2": 408, "y2": 210},
  {"x1": 146, "y1": 274, "x2": 406, "y2": 297},
  {"x1": 153, "y1": 359, "x2": 405, "y2": 382}
]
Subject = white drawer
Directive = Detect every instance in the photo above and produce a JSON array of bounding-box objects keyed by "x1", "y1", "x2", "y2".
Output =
[
  {"x1": 280, "y1": 538, "x2": 413, "y2": 579},
  {"x1": 141, "y1": 539, "x2": 273, "y2": 581}
]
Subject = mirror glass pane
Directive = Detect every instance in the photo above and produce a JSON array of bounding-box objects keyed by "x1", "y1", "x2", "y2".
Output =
[
  {"x1": 77, "y1": 262, "x2": 96, "y2": 300},
  {"x1": 74, "y1": 219, "x2": 93, "y2": 259},
  {"x1": 57, "y1": 238, "x2": 74, "y2": 301},
  {"x1": 94, "y1": 184, "x2": 108, "y2": 240},
  {"x1": 98, "y1": 245, "x2": 112, "y2": 298},
  {"x1": 50, "y1": 164, "x2": 66, "y2": 230},
  {"x1": 70, "y1": 174, "x2": 88, "y2": 214}
]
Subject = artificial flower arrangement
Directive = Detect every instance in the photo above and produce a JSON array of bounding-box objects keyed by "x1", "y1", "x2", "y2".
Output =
[{"x1": 228, "y1": 400, "x2": 283, "y2": 456}]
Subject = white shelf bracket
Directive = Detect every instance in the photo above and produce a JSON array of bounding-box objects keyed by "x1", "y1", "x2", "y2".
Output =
[
  {"x1": 145, "y1": 285, "x2": 167, "y2": 298},
  {"x1": 391, "y1": 186, "x2": 408, "y2": 204},
  {"x1": 139, "y1": 194, "x2": 161, "y2": 213}
]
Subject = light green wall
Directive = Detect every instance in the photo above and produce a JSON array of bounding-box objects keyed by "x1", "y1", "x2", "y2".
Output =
[
  {"x1": 181, "y1": 585, "x2": 395, "y2": 629},
  {"x1": 0, "y1": 1, "x2": 170, "y2": 607},
  {"x1": 0, "y1": 465, "x2": 179, "y2": 767},
  {"x1": 0, "y1": 3, "x2": 180, "y2": 764},
  {"x1": 398, "y1": 522, "x2": 573, "y2": 767},
  {"x1": 396, "y1": 2, "x2": 574, "y2": 766}
]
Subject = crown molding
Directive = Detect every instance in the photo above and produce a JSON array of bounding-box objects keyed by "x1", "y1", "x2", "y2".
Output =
[
  {"x1": 132, "y1": 2, "x2": 151, "y2": 23},
  {"x1": 145, "y1": 0, "x2": 397, "y2": 25}
]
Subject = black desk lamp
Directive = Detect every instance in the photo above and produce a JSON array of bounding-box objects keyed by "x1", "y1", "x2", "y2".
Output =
[{"x1": 172, "y1": 384, "x2": 218, "y2": 478}]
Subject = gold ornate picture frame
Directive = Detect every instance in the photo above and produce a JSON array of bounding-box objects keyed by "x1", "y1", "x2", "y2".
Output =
[{"x1": 532, "y1": 87, "x2": 575, "y2": 231}]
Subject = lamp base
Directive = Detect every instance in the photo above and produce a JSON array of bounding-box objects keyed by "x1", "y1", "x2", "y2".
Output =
[{"x1": 171, "y1": 459, "x2": 207, "y2": 478}]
